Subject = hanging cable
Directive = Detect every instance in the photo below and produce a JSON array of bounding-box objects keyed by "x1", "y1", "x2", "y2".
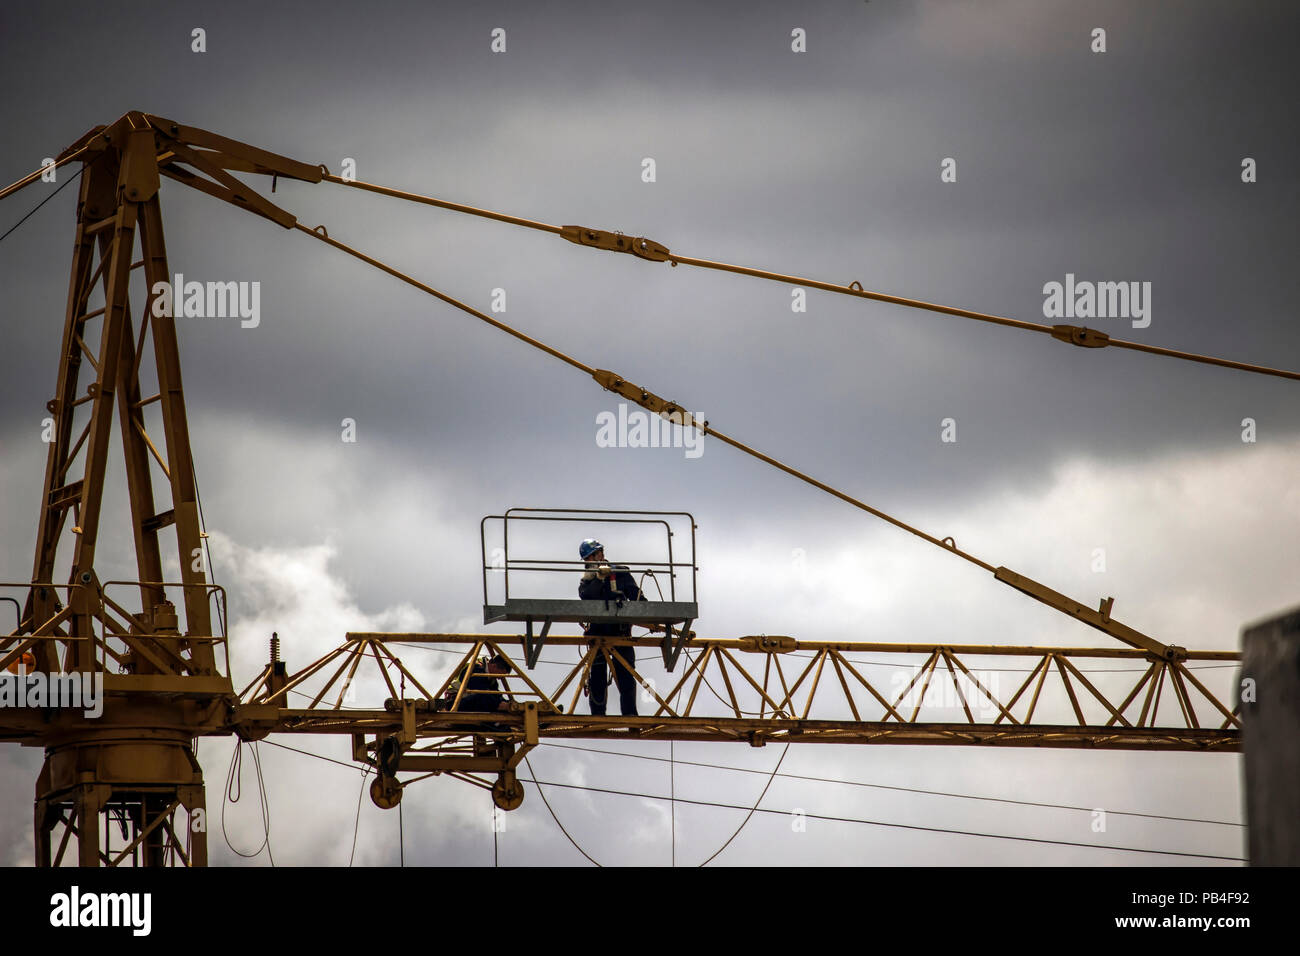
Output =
[
  {"x1": 263, "y1": 738, "x2": 359, "y2": 771},
  {"x1": 254, "y1": 736, "x2": 1244, "y2": 861},
  {"x1": 221, "y1": 739, "x2": 274, "y2": 863},
  {"x1": 0, "y1": 162, "x2": 86, "y2": 245},
  {"x1": 249, "y1": 742, "x2": 276, "y2": 866},
  {"x1": 190, "y1": 445, "x2": 224, "y2": 640},
  {"x1": 349, "y1": 766, "x2": 370, "y2": 867},
  {"x1": 518, "y1": 775, "x2": 1244, "y2": 862},
  {"x1": 681, "y1": 647, "x2": 768, "y2": 717},
  {"x1": 670, "y1": 741, "x2": 676, "y2": 868},
  {"x1": 522, "y1": 753, "x2": 603, "y2": 866},
  {"x1": 697, "y1": 743, "x2": 789, "y2": 866},
  {"x1": 538, "y1": 741, "x2": 1244, "y2": 828}
]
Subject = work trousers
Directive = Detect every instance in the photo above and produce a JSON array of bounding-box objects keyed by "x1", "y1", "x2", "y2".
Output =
[{"x1": 588, "y1": 642, "x2": 637, "y2": 716}]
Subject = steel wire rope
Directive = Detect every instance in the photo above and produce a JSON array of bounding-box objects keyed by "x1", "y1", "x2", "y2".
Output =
[
  {"x1": 23, "y1": 158, "x2": 1247, "y2": 669},
  {"x1": 258, "y1": 736, "x2": 1244, "y2": 861},
  {"x1": 255, "y1": 737, "x2": 1246, "y2": 834},
  {"x1": 537, "y1": 741, "x2": 1244, "y2": 828},
  {"x1": 517, "y1": 776, "x2": 1245, "y2": 862},
  {"x1": 13, "y1": 126, "x2": 1256, "y2": 864},
  {"x1": 696, "y1": 743, "x2": 790, "y2": 866},
  {"x1": 0, "y1": 148, "x2": 1274, "y2": 669},
  {"x1": 256, "y1": 728, "x2": 1248, "y2": 863},
  {"x1": 263, "y1": 738, "x2": 358, "y2": 770},
  {"x1": 349, "y1": 765, "x2": 371, "y2": 866},
  {"x1": 682, "y1": 646, "x2": 768, "y2": 716},
  {"x1": 259, "y1": 729, "x2": 1242, "y2": 830},
  {"x1": 0, "y1": 160, "x2": 87, "y2": 244},
  {"x1": 522, "y1": 752, "x2": 603, "y2": 866},
  {"x1": 670, "y1": 741, "x2": 676, "y2": 867},
  {"x1": 288, "y1": 219, "x2": 1213, "y2": 664},
  {"x1": 222, "y1": 739, "x2": 275, "y2": 864},
  {"x1": 291, "y1": 220, "x2": 1002, "y2": 578},
  {"x1": 320, "y1": 174, "x2": 1300, "y2": 383},
  {"x1": 0, "y1": 146, "x2": 92, "y2": 204},
  {"x1": 526, "y1": 566, "x2": 787, "y2": 870},
  {"x1": 190, "y1": 446, "x2": 224, "y2": 641}
]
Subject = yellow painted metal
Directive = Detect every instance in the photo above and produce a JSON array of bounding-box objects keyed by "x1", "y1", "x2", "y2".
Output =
[
  {"x1": 0, "y1": 113, "x2": 1258, "y2": 864},
  {"x1": 250, "y1": 633, "x2": 1241, "y2": 803}
]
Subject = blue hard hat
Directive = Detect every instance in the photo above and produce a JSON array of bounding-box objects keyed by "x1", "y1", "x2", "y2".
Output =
[{"x1": 579, "y1": 538, "x2": 604, "y2": 559}]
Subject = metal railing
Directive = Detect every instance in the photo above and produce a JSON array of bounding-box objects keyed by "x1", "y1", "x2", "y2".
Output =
[
  {"x1": 1, "y1": 580, "x2": 229, "y2": 679},
  {"x1": 481, "y1": 508, "x2": 697, "y2": 606}
]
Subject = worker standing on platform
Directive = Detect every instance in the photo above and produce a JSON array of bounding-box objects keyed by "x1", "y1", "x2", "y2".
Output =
[{"x1": 578, "y1": 538, "x2": 643, "y2": 716}]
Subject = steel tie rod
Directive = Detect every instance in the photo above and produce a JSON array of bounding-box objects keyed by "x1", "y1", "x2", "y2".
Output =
[
  {"x1": 296, "y1": 219, "x2": 1182, "y2": 661},
  {"x1": 322, "y1": 173, "x2": 1300, "y2": 383}
]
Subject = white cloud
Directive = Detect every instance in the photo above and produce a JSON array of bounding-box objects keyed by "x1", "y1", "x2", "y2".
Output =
[{"x1": 0, "y1": 424, "x2": 1282, "y2": 867}]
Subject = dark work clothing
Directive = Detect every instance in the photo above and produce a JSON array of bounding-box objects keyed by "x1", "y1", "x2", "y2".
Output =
[
  {"x1": 589, "y1": 643, "x2": 638, "y2": 716},
  {"x1": 580, "y1": 564, "x2": 643, "y2": 714},
  {"x1": 458, "y1": 662, "x2": 503, "y2": 712},
  {"x1": 578, "y1": 566, "x2": 643, "y2": 637}
]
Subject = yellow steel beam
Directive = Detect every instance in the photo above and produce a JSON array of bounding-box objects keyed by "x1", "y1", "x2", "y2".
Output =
[{"x1": 346, "y1": 632, "x2": 1238, "y2": 659}]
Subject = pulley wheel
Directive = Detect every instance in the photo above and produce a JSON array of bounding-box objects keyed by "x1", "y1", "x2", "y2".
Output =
[
  {"x1": 370, "y1": 775, "x2": 403, "y2": 810},
  {"x1": 492, "y1": 776, "x2": 524, "y2": 811}
]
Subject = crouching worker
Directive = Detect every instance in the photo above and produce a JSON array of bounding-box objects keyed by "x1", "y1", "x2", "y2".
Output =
[
  {"x1": 578, "y1": 538, "x2": 645, "y2": 716},
  {"x1": 446, "y1": 653, "x2": 512, "y2": 712}
]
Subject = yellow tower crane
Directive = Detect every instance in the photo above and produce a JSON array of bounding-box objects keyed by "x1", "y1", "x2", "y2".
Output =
[{"x1": 0, "y1": 112, "x2": 1282, "y2": 866}]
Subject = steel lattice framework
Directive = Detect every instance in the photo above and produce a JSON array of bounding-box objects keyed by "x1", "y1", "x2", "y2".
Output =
[
  {"x1": 231, "y1": 632, "x2": 1240, "y2": 810},
  {"x1": 0, "y1": 111, "x2": 1271, "y2": 866}
]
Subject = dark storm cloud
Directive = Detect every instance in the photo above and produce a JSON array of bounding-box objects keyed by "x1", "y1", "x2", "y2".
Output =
[{"x1": 3, "y1": 1, "x2": 1295, "y2": 518}]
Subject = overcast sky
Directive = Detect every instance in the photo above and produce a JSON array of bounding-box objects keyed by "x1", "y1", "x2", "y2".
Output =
[{"x1": 1, "y1": 0, "x2": 1296, "y2": 867}]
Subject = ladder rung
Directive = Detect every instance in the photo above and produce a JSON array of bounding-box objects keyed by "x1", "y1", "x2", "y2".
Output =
[
  {"x1": 141, "y1": 509, "x2": 176, "y2": 533},
  {"x1": 47, "y1": 480, "x2": 84, "y2": 510},
  {"x1": 83, "y1": 214, "x2": 117, "y2": 235}
]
